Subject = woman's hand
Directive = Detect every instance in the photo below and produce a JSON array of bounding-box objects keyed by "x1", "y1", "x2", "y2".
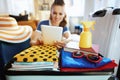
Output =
[
  {"x1": 54, "y1": 41, "x2": 66, "y2": 48},
  {"x1": 54, "y1": 38, "x2": 71, "y2": 48},
  {"x1": 30, "y1": 30, "x2": 43, "y2": 46}
]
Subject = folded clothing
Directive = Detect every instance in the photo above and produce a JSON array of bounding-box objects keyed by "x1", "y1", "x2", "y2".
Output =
[
  {"x1": 61, "y1": 50, "x2": 114, "y2": 68},
  {"x1": 60, "y1": 60, "x2": 117, "y2": 72},
  {"x1": 13, "y1": 45, "x2": 58, "y2": 62}
]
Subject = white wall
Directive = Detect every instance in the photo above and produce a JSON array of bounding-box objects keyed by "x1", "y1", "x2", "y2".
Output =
[
  {"x1": 83, "y1": 0, "x2": 94, "y2": 20},
  {"x1": 0, "y1": 0, "x2": 9, "y2": 14},
  {"x1": 0, "y1": 0, "x2": 34, "y2": 15}
]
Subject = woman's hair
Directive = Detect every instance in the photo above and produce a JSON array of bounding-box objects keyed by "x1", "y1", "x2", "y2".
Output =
[{"x1": 50, "y1": 0, "x2": 67, "y2": 27}]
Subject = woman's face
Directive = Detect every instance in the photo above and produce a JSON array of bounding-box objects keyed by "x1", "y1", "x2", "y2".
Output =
[{"x1": 51, "y1": 5, "x2": 65, "y2": 25}]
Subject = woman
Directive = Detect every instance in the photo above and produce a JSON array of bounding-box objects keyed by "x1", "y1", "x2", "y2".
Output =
[{"x1": 31, "y1": 0, "x2": 71, "y2": 48}]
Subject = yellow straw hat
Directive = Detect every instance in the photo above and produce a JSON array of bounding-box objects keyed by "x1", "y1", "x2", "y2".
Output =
[{"x1": 0, "y1": 17, "x2": 33, "y2": 43}]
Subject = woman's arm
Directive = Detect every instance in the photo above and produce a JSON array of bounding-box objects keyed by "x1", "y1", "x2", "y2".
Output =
[
  {"x1": 30, "y1": 20, "x2": 49, "y2": 46},
  {"x1": 30, "y1": 30, "x2": 43, "y2": 46}
]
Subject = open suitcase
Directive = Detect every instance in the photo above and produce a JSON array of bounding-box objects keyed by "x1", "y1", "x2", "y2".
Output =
[{"x1": 5, "y1": 48, "x2": 116, "y2": 80}]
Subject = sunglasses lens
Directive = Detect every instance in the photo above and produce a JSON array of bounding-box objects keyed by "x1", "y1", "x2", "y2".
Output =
[
  {"x1": 72, "y1": 51, "x2": 84, "y2": 58},
  {"x1": 88, "y1": 55, "x2": 99, "y2": 61},
  {"x1": 87, "y1": 54, "x2": 102, "y2": 63}
]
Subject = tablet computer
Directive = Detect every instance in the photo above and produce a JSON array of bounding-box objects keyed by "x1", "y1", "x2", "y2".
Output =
[{"x1": 41, "y1": 25, "x2": 63, "y2": 45}]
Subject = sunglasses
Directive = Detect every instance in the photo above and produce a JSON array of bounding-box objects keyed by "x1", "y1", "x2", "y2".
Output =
[{"x1": 72, "y1": 51, "x2": 102, "y2": 63}]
